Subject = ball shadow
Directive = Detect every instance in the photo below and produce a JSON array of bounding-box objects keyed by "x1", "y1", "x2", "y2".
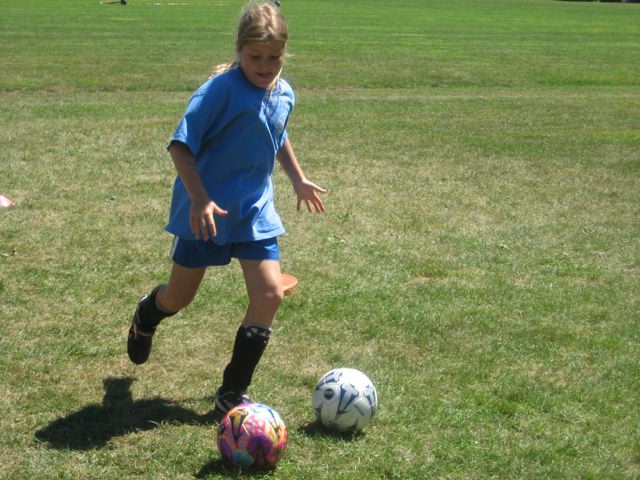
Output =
[
  {"x1": 196, "y1": 457, "x2": 278, "y2": 478},
  {"x1": 297, "y1": 421, "x2": 364, "y2": 441}
]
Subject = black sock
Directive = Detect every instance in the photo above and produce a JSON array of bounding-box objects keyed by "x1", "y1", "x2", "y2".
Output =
[
  {"x1": 135, "y1": 285, "x2": 177, "y2": 330},
  {"x1": 221, "y1": 325, "x2": 272, "y2": 393}
]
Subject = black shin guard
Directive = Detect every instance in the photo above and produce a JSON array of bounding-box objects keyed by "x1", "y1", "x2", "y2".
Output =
[
  {"x1": 135, "y1": 285, "x2": 176, "y2": 330},
  {"x1": 221, "y1": 325, "x2": 272, "y2": 393}
]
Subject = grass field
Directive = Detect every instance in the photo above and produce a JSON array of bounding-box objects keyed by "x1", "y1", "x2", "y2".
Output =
[{"x1": 1, "y1": 0, "x2": 639, "y2": 478}]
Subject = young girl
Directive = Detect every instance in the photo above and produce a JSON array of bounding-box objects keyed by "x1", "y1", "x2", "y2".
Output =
[{"x1": 127, "y1": 0, "x2": 326, "y2": 420}]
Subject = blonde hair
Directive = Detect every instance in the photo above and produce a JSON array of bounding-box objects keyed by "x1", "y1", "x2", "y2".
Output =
[{"x1": 210, "y1": 1, "x2": 288, "y2": 78}]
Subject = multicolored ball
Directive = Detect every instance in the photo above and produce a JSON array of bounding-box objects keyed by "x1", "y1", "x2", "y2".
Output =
[{"x1": 217, "y1": 403, "x2": 287, "y2": 469}]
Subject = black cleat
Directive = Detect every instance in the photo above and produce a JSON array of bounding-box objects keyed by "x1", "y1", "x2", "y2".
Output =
[
  {"x1": 127, "y1": 298, "x2": 156, "y2": 365},
  {"x1": 213, "y1": 388, "x2": 252, "y2": 421}
]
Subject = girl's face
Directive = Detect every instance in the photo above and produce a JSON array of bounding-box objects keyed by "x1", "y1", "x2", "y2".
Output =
[{"x1": 238, "y1": 41, "x2": 285, "y2": 89}]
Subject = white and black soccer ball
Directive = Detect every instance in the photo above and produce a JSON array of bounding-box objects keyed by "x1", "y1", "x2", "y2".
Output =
[{"x1": 312, "y1": 368, "x2": 377, "y2": 432}]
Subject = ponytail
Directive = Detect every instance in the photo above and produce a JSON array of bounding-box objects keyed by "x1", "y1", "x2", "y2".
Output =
[{"x1": 209, "y1": 59, "x2": 240, "y2": 79}]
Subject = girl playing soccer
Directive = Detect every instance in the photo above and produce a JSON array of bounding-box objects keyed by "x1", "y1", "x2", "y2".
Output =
[{"x1": 127, "y1": 0, "x2": 326, "y2": 419}]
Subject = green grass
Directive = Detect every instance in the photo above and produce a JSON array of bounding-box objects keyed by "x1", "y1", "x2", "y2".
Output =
[{"x1": 1, "y1": 0, "x2": 639, "y2": 478}]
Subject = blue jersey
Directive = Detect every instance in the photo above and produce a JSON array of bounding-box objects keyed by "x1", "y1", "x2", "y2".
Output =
[{"x1": 166, "y1": 67, "x2": 294, "y2": 245}]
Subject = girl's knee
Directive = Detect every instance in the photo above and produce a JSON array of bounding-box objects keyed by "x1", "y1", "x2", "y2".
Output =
[
  {"x1": 264, "y1": 287, "x2": 285, "y2": 311},
  {"x1": 251, "y1": 286, "x2": 284, "y2": 313},
  {"x1": 156, "y1": 284, "x2": 195, "y2": 312}
]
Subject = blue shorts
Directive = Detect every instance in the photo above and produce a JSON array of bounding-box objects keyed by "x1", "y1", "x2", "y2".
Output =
[{"x1": 170, "y1": 237, "x2": 280, "y2": 268}]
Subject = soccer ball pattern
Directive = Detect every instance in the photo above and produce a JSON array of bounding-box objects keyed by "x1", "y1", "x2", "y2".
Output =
[
  {"x1": 217, "y1": 403, "x2": 287, "y2": 468},
  {"x1": 312, "y1": 368, "x2": 377, "y2": 432}
]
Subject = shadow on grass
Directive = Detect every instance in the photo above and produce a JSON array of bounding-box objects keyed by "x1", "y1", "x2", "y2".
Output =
[
  {"x1": 297, "y1": 421, "x2": 364, "y2": 441},
  {"x1": 35, "y1": 376, "x2": 214, "y2": 450},
  {"x1": 196, "y1": 457, "x2": 277, "y2": 479}
]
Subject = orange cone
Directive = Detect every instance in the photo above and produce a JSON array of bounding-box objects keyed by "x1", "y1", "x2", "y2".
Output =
[
  {"x1": 281, "y1": 273, "x2": 298, "y2": 295},
  {"x1": 0, "y1": 195, "x2": 14, "y2": 207}
]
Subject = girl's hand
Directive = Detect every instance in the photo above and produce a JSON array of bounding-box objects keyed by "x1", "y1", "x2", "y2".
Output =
[
  {"x1": 189, "y1": 195, "x2": 228, "y2": 241},
  {"x1": 294, "y1": 179, "x2": 327, "y2": 213}
]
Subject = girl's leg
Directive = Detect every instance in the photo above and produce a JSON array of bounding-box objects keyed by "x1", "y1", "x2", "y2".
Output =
[
  {"x1": 128, "y1": 262, "x2": 206, "y2": 365},
  {"x1": 215, "y1": 259, "x2": 284, "y2": 416},
  {"x1": 157, "y1": 262, "x2": 207, "y2": 312},
  {"x1": 239, "y1": 259, "x2": 284, "y2": 328}
]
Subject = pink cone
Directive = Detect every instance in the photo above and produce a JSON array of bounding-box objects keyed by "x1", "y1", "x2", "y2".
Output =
[{"x1": 0, "y1": 195, "x2": 14, "y2": 207}]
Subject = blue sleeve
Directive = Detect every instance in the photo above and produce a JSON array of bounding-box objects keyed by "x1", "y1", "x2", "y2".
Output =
[
  {"x1": 277, "y1": 80, "x2": 295, "y2": 151},
  {"x1": 279, "y1": 129, "x2": 288, "y2": 151},
  {"x1": 169, "y1": 77, "x2": 227, "y2": 157}
]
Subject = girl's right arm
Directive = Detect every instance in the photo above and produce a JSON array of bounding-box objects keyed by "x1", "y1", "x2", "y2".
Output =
[{"x1": 168, "y1": 141, "x2": 227, "y2": 241}]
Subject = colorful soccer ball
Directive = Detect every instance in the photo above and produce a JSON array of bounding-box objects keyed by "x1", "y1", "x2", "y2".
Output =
[
  {"x1": 217, "y1": 403, "x2": 287, "y2": 469},
  {"x1": 312, "y1": 368, "x2": 378, "y2": 432}
]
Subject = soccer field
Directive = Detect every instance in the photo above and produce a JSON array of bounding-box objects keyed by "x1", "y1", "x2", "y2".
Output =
[{"x1": 1, "y1": 0, "x2": 639, "y2": 478}]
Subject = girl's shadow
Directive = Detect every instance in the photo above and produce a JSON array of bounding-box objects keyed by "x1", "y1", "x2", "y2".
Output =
[{"x1": 35, "y1": 376, "x2": 214, "y2": 450}]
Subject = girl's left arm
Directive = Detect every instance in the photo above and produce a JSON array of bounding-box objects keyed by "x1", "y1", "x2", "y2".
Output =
[{"x1": 276, "y1": 138, "x2": 327, "y2": 213}]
